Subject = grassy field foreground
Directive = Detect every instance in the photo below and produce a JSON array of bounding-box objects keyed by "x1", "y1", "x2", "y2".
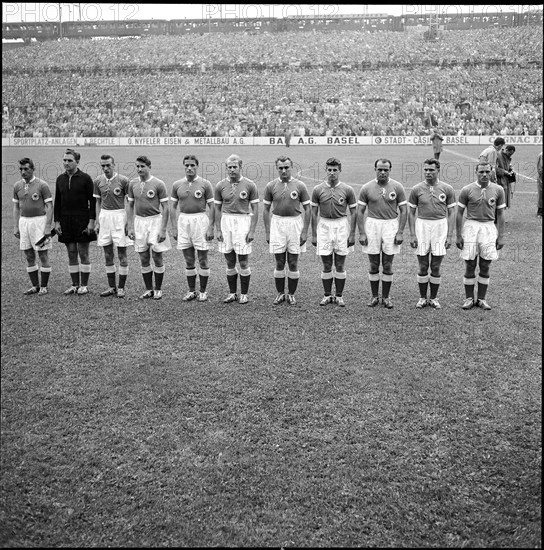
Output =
[{"x1": 1, "y1": 145, "x2": 541, "y2": 547}]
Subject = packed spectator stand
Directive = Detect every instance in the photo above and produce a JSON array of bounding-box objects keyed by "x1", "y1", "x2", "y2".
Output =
[{"x1": 2, "y1": 25, "x2": 543, "y2": 138}]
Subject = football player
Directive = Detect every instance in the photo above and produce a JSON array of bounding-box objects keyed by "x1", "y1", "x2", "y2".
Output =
[
  {"x1": 456, "y1": 162, "x2": 506, "y2": 310},
  {"x1": 311, "y1": 157, "x2": 357, "y2": 307},
  {"x1": 127, "y1": 155, "x2": 171, "y2": 300},
  {"x1": 263, "y1": 156, "x2": 311, "y2": 305},
  {"x1": 170, "y1": 155, "x2": 215, "y2": 302},
  {"x1": 357, "y1": 158, "x2": 407, "y2": 309},
  {"x1": 13, "y1": 157, "x2": 54, "y2": 295},
  {"x1": 93, "y1": 154, "x2": 133, "y2": 298},
  {"x1": 214, "y1": 154, "x2": 259, "y2": 304},
  {"x1": 408, "y1": 159, "x2": 456, "y2": 309},
  {"x1": 54, "y1": 148, "x2": 97, "y2": 295}
]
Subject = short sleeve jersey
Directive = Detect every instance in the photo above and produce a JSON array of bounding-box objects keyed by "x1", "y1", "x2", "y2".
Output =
[
  {"x1": 263, "y1": 177, "x2": 310, "y2": 217},
  {"x1": 93, "y1": 173, "x2": 130, "y2": 210},
  {"x1": 479, "y1": 145, "x2": 498, "y2": 168},
  {"x1": 214, "y1": 177, "x2": 259, "y2": 214},
  {"x1": 171, "y1": 176, "x2": 214, "y2": 214},
  {"x1": 457, "y1": 181, "x2": 506, "y2": 222},
  {"x1": 408, "y1": 180, "x2": 456, "y2": 220},
  {"x1": 310, "y1": 181, "x2": 356, "y2": 219},
  {"x1": 128, "y1": 176, "x2": 169, "y2": 217},
  {"x1": 13, "y1": 177, "x2": 52, "y2": 217},
  {"x1": 358, "y1": 179, "x2": 407, "y2": 220}
]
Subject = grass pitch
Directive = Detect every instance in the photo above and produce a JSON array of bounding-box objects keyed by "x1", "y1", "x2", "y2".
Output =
[{"x1": 1, "y1": 144, "x2": 541, "y2": 547}]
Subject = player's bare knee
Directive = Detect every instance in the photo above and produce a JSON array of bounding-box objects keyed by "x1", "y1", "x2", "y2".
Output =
[
  {"x1": 24, "y1": 249, "x2": 36, "y2": 265},
  {"x1": 37, "y1": 250, "x2": 50, "y2": 267},
  {"x1": 464, "y1": 258, "x2": 477, "y2": 278},
  {"x1": 478, "y1": 257, "x2": 491, "y2": 277}
]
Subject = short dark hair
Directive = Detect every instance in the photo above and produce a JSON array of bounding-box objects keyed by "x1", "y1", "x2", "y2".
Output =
[
  {"x1": 100, "y1": 154, "x2": 114, "y2": 164},
  {"x1": 18, "y1": 157, "x2": 34, "y2": 170},
  {"x1": 275, "y1": 155, "x2": 292, "y2": 166},
  {"x1": 493, "y1": 137, "x2": 506, "y2": 147},
  {"x1": 183, "y1": 154, "x2": 199, "y2": 166},
  {"x1": 374, "y1": 158, "x2": 392, "y2": 169},
  {"x1": 504, "y1": 145, "x2": 516, "y2": 152},
  {"x1": 64, "y1": 148, "x2": 80, "y2": 162},
  {"x1": 325, "y1": 157, "x2": 341, "y2": 170},
  {"x1": 136, "y1": 155, "x2": 151, "y2": 167},
  {"x1": 423, "y1": 158, "x2": 440, "y2": 170}
]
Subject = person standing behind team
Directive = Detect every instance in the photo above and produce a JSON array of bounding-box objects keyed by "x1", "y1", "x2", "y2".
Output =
[
  {"x1": 54, "y1": 148, "x2": 97, "y2": 295},
  {"x1": 263, "y1": 156, "x2": 311, "y2": 305},
  {"x1": 127, "y1": 155, "x2": 171, "y2": 300},
  {"x1": 13, "y1": 157, "x2": 54, "y2": 295},
  {"x1": 456, "y1": 162, "x2": 505, "y2": 310},
  {"x1": 170, "y1": 154, "x2": 215, "y2": 302},
  {"x1": 430, "y1": 127, "x2": 444, "y2": 160},
  {"x1": 215, "y1": 154, "x2": 259, "y2": 304},
  {"x1": 478, "y1": 137, "x2": 505, "y2": 183},
  {"x1": 94, "y1": 154, "x2": 133, "y2": 298},
  {"x1": 357, "y1": 158, "x2": 407, "y2": 309},
  {"x1": 408, "y1": 158, "x2": 456, "y2": 309},
  {"x1": 495, "y1": 144, "x2": 516, "y2": 221},
  {"x1": 311, "y1": 157, "x2": 357, "y2": 307}
]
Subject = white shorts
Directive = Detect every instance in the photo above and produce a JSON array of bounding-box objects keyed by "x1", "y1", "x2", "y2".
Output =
[
  {"x1": 97, "y1": 209, "x2": 133, "y2": 248},
  {"x1": 460, "y1": 220, "x2": 499, "y2": 261},
  {"x1": 19, "y1": 215, "x2": 52, "y2": 251},
  {"x1": 177, "y1": 212, "x2": 212, "y2": 251},
  {"x1": 134, "y1": 214, "x2": 172, "y2": 253},
  {"x1": 415, "y1": 217, "x2": 448, "y2": 256},
  {"x1": 269, "y1": 214, "x2": 306, "y2": 255},
  {"x1": 362, "y1": 217, "x2": 400, "y2": 255},
  {"x1": 218, "y1": 213, "x2": 252, "y2": 255},
  {"x1": 316, "y1": 216, "x2": 349, "y2": 256}
]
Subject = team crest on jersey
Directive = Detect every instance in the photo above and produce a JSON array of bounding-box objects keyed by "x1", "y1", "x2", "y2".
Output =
[
  {"x1": 194, "y1": 190, "x2": 203, "y2": 199},
  {"x1": 113, "y1": 187, "x2": 122, "y2": 196},
  {"x1": 146, "y1": 189, "x2": 155, "y2": 199},
  {"x1": 31, "y1": 193, "x2": 40, "y2": 201},
  {"x1": 488, "y1": 197, "x2": 496, "y2": 206},
  {"x1": 290, "y1": 190, "x2": 298, "y2": 200},
  {"x1": 338, "y1": 196, "x2": 345, "y2": 205},
  {"x1": 438, "y1": 193, "x2": 447, "y2": 202},
  {"x1": 239, "y1": 190, "x2": 248, "y2": 199},
  {"x1": 388, "y1": 191, "x2": 397, "y2": 201}
]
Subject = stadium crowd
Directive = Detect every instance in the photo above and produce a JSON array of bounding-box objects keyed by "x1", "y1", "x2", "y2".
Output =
[{"x1": 2, "y1": 26, "x2": 542, "y2": 137}]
